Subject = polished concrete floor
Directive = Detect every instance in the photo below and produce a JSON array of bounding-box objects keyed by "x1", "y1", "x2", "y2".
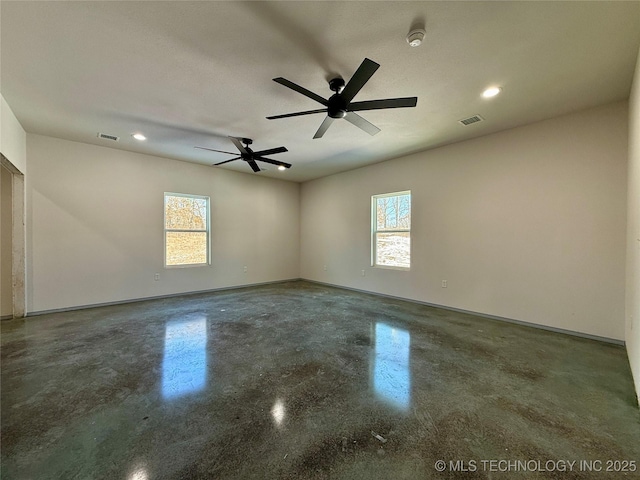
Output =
[{"x1": 2, "y1": 281, "x2": 639, "y2": 479}]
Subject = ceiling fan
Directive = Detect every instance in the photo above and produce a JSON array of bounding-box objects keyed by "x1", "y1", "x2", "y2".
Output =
[
  {"x1": 267, "y1": 58, "x2": 418, "y2": 139},
  {"x1": 195, "y1": 136, "x2": 291, "y2": 173}
]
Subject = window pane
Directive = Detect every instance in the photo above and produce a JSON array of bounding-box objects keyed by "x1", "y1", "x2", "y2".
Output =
[
  {"x1": 166, "y1": 232, "x2": 207, "y2": 266},
  {"x1": 165, "y1": 195, "x2": 208, "y2": 230},
  {"x1": 376, "y1": 194, "x2": 410, "y2": 231},
  {"x1": 375, "y1": 232, "x2": 410, "y2": 268}
]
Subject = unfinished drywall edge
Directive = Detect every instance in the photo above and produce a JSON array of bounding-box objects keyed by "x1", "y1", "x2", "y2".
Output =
[
  {"x1": 26, "y1": 278, "x2": 302, "y2": 317},
  {"x1": 303, "y1": 279, "x2": 625, "y2": 346},
  {"x1": 11, "y1": 171, "x2": 25, "y2": 317},
  {"x1": 0, "y1": 154, "x2": 26, "y2": 318}
]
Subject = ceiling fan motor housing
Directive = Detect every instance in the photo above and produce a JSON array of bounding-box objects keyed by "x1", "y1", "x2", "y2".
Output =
[{"x1": 328, "y1": 93, "x2": 348, "y2": 118}]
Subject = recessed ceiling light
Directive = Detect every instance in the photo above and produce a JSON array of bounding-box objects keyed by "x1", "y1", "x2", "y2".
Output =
[
  {"x1": 278, "y1": 165, "x2": 286, "y2": 171},
  {"x1": 132, "y1": 133, "x2": 147, "y2": 141},
  {"x1": 482, "y1": 87, "x2": 502, "y2": 98}
]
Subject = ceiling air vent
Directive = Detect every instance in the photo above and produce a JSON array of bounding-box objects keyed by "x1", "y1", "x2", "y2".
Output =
[
  {"x1": 97, "y1": 132, "x2": 119, "y2": 141},
  {"x1": 458, "y1": 115, "x2": 484, "y2": 126}
]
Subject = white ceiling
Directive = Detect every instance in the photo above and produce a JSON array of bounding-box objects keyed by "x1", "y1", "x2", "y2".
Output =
[{"x1": 2, "y1": 1, "x2": 639, "y2": 182}]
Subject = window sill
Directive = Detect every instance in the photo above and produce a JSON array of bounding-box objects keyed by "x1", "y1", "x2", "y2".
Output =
[
  {"x1": 164, "y1": 263, "x2": 211, "y2": 269},
  {"x1": 372, "y1": 265, "x2": 410, "y2": 271}
]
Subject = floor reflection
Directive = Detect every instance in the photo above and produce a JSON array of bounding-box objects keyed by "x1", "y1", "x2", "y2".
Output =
[
  {"x1": 161, "y1": 316, "x2": 207, "y2": 399},
  {"x1": 271, "y1": 398, "x2": 286, "y2": 427},
  {"x1": 127, "y1": 461, "x2": 149, "y2": 480},
  {"x1": 372, "y1": 322, "x2": 411, "y2": 410}
]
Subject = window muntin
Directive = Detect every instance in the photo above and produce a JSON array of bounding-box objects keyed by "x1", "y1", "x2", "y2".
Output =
[
  {"x1": 164, "y1": 193, "x2": 210, "y2": 267},
  {"x1": 372, "y1": 191, "x2": 411, "y2": 269}
]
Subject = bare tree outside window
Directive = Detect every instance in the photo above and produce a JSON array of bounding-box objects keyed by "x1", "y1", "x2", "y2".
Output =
[
  {"x1": 164, "y1": 193, "x2": 210, "y2": 266},
  {"x1": 372, "y1": 192, "x2": 411, "y2": 268}
]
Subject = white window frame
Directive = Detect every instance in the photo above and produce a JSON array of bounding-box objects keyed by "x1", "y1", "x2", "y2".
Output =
[
  {"x1": 164, "y1": 192, "x2": 211, "y2": 268},
  {"x1": 371, "y1": 190, "x2": 411, "y2": 270}
]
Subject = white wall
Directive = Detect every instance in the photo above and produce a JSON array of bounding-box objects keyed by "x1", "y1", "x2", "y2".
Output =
[
  {"x1": 26, "y1": 134, "x2": 300, "y2": 312},
  {"x1": 301, "y1": 102, "x2": 628, "y2": 341},
  {"x1": 0, "y1": 94, "x2": 27, "y2": 174},
  {"x1": 626, "y1": 46, "x2": 640, "y2": 403}
]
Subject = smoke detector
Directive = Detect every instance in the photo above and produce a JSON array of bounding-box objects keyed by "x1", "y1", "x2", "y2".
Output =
[{"x1": 406, "y1": 28, "x2": 426, "y2": 47}]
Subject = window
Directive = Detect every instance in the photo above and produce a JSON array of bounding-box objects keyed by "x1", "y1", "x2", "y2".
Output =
[
  {"x1": 164, "y1": 193, "x2": 210, "y2": 267},
  {"x1": 372, "y1": 191, "x2": 411, "y2": 269}
]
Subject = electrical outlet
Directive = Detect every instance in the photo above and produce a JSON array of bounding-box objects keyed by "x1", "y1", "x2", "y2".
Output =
[
  {"x1": 154, "y1": 273, "x2": 160, "y2": 281},
  {"x1": 442, "y1": 280, "x2": 447, "y2": 288},
  {"x1": 361, "y1": 270, "x2": 366, "y2": 277},
  {"x1": 323, "y1": 264, "x2": 327, "y2": 271},
  {"x1": 243, "y1": 266, "x2": 248, "y2": 273}
]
